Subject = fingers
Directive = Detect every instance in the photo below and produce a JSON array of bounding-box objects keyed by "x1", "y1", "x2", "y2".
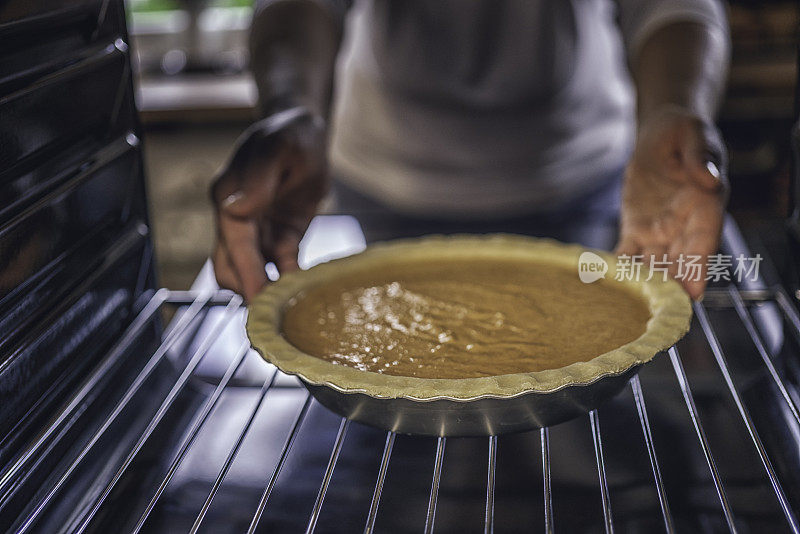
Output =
[
  {"x1": 674, "y1": 238, "x2": 713, "y2": 300},
  {"x1": 218, "y1": 214, "x2": 268, "y2": 301},
  {"x1": 624, "y1": 108, "x2": 727, "y2": 300},
  {"x1": 211, "y1": 124, "x2": 301, "y2": 219},
  {"x1": 213, "y1": 242, "x2": 242, "y2": 294},
  {"x1": 614, "y1": 232, "x2": 640, "y2": 257},
  {"x1": 671, "y1": 206, "x2": 724, "y2": 300},
  {"x1": 210, "y1": 110, "x2": 327, "y2": 302},
  {"x1": 211, "y1": 150, "x2": 294, "y2": 300},
  {"x1": 214, "y1": 211, "x2": 303, "y2": 301},
  {"x1": 215, "y1": 219, "x2": 305, "y2": 300},
  {"x1": 273, "y1": 229, "x2": 302, "y2": 274},
  {"x1": 682, "y1": 274, "x2": 707, "y2": 301},
  {"x1": 685, "y1": 155, "x2": 725, "y2": 194},
  {"x1": 670, "y1": 232, "x2": 711, "y2": 300},
  {"x1": 677, "y1": 117, "x2": 728, "y2": 195},
  {"x1": 259, "y1": 217, "x2": 305, "y2": 273},
  {"x1": 217, "y1": 159, "x2": 283, "y2": 219}
]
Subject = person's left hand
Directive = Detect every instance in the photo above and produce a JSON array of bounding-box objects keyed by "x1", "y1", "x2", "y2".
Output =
[{"x1": 616, "y1": 106, "x2": 728, "y2": 300}]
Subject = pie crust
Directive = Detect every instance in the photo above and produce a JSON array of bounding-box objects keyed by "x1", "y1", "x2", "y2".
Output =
[{"x1": 246, "y1": 234, "x2": 692, "y2": 400}]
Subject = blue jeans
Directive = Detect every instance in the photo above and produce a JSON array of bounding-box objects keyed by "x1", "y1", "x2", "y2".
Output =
[{"x1": 330, "y1": 170, "x2": 624, "y2": 250}]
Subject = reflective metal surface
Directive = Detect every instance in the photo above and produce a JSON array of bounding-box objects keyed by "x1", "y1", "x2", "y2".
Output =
[
  {"x1": 303, "y1": 366, "x2": 641, "y2": 437},
  {"x1": 0, "y1": 285, "x2": 798, "y2": 533},
  {"x1": 0, "y1": 2, "x2": 157, "y2": 530},
  {"x1": 2, "y1": 0, "x2": 800, "y2": 531}
]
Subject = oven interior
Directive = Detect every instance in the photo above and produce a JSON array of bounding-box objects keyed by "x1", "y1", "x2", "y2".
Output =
[{"x1": 2, "y1": 1, "x2": 800, "y2": 533}]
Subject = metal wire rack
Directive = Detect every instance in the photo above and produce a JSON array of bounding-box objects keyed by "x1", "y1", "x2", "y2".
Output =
[{"x1": 3, "y1": 285, "x2": 800, "y2": 533}]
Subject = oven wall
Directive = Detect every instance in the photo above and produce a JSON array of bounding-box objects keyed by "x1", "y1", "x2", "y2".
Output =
[{"x1": 0, "y1": 0, "x2": 155, "y2": 465}]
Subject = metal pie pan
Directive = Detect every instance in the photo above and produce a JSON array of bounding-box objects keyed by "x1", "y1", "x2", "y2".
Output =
[
  {"x1": 297, "y1": 364, "x2": 642, "y2": 437},
  {"x1": 246, "y1": 235, "x2": 692, "y2": 438}
]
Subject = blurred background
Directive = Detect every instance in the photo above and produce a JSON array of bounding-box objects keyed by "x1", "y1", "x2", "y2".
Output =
[{"x1": 127, "y1": 0, "x2": 799, "y2": 289}]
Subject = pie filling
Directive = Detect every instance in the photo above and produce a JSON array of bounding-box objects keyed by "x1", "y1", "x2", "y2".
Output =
[{"x1": 281, "y1": 259, "x2": 652, "y2": 379}]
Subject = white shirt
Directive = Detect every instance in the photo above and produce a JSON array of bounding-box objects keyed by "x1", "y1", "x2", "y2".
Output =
[{"x1": 328, "y1": 0, "x2": 728, "y2": 218}]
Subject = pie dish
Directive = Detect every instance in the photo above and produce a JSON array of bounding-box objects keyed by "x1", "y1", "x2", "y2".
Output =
[{"x1": 246, "y1": 234, "x2": 692, "y2": 435}]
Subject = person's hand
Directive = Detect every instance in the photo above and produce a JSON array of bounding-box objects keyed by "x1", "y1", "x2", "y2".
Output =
[
  {"x1": 616, "y1": 106, "x2": 728, "y2": 300},
  {"x1": 211, "y1": 108, "x2": 327, "y2": 301}
]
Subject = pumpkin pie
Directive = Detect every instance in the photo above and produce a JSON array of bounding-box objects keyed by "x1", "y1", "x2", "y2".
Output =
[{"x1": 246, "y1": 234, "x2": 691, "y2": 400}]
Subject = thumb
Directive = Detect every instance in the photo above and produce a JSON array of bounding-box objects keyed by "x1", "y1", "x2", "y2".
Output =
[
  {"x1": 686, "y1": 155, "x2": 725, "y2": 193},
  {"x1": 695, "y1": 159, "x2": 723, "y2": 191}
]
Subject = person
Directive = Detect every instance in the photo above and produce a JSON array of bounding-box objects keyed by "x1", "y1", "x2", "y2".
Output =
[{"x1": 211, "y1": 0, "x2": 729, "y2": 302}]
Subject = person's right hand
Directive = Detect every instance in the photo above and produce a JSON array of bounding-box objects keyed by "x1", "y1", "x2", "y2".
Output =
[{"x1": 211, "y1": 108, "x2": 327, "y2": 301}]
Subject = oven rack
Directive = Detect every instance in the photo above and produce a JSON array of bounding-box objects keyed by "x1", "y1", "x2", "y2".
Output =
[{"x1": 3, "y1": 285, "x2": 800, "y2": 534}]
